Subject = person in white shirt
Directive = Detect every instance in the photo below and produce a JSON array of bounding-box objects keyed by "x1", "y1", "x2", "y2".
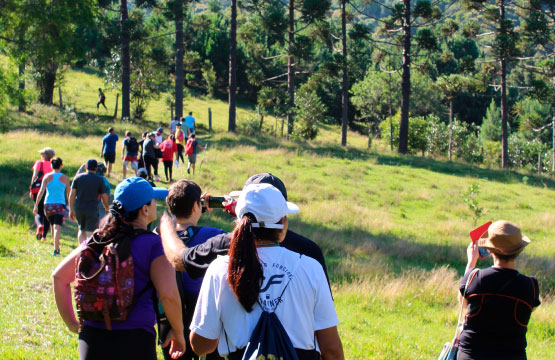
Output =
[{"x1": 189, "y1": 183, "x2": 344, "y2": 360}]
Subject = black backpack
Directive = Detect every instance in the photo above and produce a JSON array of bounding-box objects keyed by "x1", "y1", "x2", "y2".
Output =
[{"x1": 126, "y1": 137, "x2": 139, "y2": 153}]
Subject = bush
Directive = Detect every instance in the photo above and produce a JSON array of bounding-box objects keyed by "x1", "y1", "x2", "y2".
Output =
[
  {"x1": 482, "y1": 140, "x2": 501, "y2": 168},
  {"x1": 293, "y1": 85, "x2": 324, "y2": 140},
  {"x1": 508, "y1": 133, "x2": 552, "y2": 173},
  {"x1": 380, "y1": 112, "x2": 431, "y2": 155}
]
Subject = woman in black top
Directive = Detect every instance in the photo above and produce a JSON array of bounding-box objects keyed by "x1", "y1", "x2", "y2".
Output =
[{"x1": 458, "y1": 221, "x2": 541, "y2": 360}]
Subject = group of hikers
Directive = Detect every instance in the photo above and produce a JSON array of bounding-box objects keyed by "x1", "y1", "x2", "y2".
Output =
[{"x1": 30, "y1": 126, "x2": 541, "y2": 359}]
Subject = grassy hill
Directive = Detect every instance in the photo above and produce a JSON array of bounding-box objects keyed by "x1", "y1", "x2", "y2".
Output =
[{"x1": 1, "y1": 66, "x2": 554, "y2": 359}]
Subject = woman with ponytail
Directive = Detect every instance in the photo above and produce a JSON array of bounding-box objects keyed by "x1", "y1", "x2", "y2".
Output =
[
  {"x1": 189, "y1": 183, "x2": 344, "y2": 360},
  {"x1": 52, "y1": 177, "x2": 186, "y2": 360}
]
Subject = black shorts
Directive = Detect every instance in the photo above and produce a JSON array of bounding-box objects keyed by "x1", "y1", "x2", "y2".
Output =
[
  {"x1": 75, "y1": 209, "x2": 99, "y2": 232},
  {"x1": 104, "y1": 152, "x2": 116, "y2": 164},
  {"x1": 79, "y1": 325, "x2": 156, "y2": 360}
]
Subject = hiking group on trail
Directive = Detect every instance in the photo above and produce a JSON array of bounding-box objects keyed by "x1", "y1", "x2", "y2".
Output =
[{"x1": 30, "y1": 119, "x2": 541, "y2": 360}]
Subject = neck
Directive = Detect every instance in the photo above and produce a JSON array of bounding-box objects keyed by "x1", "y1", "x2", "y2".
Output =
[
  {"x1": 53, "y1": 169, "x2": 61, "y2": 173},
  {"x1": 493, "y1": 258, "x2": 516, "y2": 270},
  {"x1": 175, "y1": 216, "x2": 197, "y2": 230},
  {"x1": 128, "y1": 217, "x2": 148, "y2": 230},
  {"x1": 255, "y1": 239, "x2": 280, "y2": 247}
]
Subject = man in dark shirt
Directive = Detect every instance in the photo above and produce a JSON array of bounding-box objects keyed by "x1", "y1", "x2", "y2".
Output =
[
  {"x1": 143, "y1": 132, "x2": 161, "y2": 182},
  {"x1": 159, "y1": 173, "x2": 331, "y2": 290},
  {"x1": 69, "y1": 159, "x2": 109, "y2": 244}
]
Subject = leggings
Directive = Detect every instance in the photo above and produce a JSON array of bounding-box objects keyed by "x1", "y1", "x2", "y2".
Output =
[
  {"x1": 79, "y1": 325, "x2": 156, "y2": 360},
  {"x1": 144, "y1": 155, "x2": 158, "y2": 179},
  {"x1": 177, "y1": 144, "x2": 185, "y2": 164},
  {"x1": 163, "y1": 160, "x2": 173, "y2": 181},
  {"x1": 33, "y1": 193, "x2": 50, "y2": 238}
]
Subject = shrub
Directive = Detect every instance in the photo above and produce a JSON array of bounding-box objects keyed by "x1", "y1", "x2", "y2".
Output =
[
  {"x1": 293, "y1": 85, "x2": 324, "y2": 140},
  {"x1": 508, "y1": 133, "x2": 552, "y2": 173},
  {"x1": 380, "y1": 113, "x2": 430, "y2": 155},
  {"x1": 480, "y1": 99, "x2": 504, "y2": 142}
]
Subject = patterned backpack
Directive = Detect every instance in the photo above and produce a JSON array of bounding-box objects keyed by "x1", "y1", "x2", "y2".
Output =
[{"x1": 74, "y1": 229, "x2": 148, "y2": 331}]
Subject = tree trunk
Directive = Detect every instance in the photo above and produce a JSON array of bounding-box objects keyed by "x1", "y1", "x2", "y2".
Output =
[
  {"x1": 175, "y1": 0, "x2": 184, "y2": 120},
  {"x1": 287, "y1": 0, "x2": 295, "y2": 138},
  {"x1": 388, "y1": 69, "x2": 393, "y2": 151},
  {"x1": 37, "y1": 63, "x2": 58, "y2": 105},
  {"x1": 340, "y1": 0, "x2": 348, "y2": 147},
  {"x1": 121, "y1": 0, "x2": 131, "y2": 120},
  {"x1": 448, "y1": 98, "x2": 453, "y2": 161},
  {"x1": 552, "y1": 79, "x2": 555, "y2": 174},
  {"x1": 18, "y1": 62, "x2": 25, "y2": 112},
  {"x1": 228, "y1": 0, "x2": 237, "y2": 132},
  {"x1": 398, "y1": 0, "x2": 412, "y2": 154},
  {"x1": 499, "y1": 1, "x2": 509, "y2": 169}
]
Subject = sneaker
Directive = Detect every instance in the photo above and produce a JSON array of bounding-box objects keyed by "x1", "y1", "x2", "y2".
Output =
[
  {"x1": 53, "y1": 249, "x2": 60, "y2": 256},
  {"x1": 187, "y1": 167, "x2": 190, "y2": 174},
  {"x1": 155, "y1": 176, "x2": 161, "y2": 182},
  {"x1": 36, "y1": 225, "x2": 44, "y2": 240}
]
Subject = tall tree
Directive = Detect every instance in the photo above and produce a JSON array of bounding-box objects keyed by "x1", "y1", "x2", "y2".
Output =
[
  {"x1": 341, "y1": 0, "x2": 349, "y2": 146},
  {"x1": 120, "y1": 0, "x2": 131, "y2": 120},
  {"x1": 174, "y1": 0, "x2": 186, "y2": 120},
  {"x1": 462, "y1": 0, "x2": 520, "y2": 168},
  {"x1": 0, "y1": 0, "x2": 97, "y2": 105},
  {"x1": 229, "y1": 0, "x2": 238, "y2": 132}
]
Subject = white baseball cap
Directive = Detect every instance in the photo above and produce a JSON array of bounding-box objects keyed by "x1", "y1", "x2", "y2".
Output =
[{"x1": 235, "y1": 183, "x2": 299, "y2": 229}]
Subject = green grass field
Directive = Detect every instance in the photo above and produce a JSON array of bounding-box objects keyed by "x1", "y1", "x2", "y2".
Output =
[{"x1": 1, "y1": 65, "x2": 554, "y2": 359}]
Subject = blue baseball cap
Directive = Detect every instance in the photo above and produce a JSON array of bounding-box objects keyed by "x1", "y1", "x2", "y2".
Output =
[{"x1": 114, "y1": 177, "x2": 168, "y2": 213}]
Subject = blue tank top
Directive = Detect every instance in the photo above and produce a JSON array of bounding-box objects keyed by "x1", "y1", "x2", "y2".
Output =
[{"x1": 45, "y1": 173, "x2": 67, "y2": 205}]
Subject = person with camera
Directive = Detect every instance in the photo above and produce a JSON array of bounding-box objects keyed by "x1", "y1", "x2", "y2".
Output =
[
  {"x1": 159, "y1": 173, "x2": 331, "y2": 291},
  {"x1": 188, "y1": 183, "x2": 344, "y2": 359},
  {"x1": 457, "y1": 221, "x2": 541, "y2": 360},
  {"x1": 158, "y1": 179, "x2": 225, "y2": 360}
]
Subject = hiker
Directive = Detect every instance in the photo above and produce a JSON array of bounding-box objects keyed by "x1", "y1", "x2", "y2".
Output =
[
  {"x1": 188, "y1": 183, "x2": 344, "y2": 359},
  {"x1": 175, "y1": 123, "x2": 186, "y2": 164},
  {"x1": 155, "y1": 127, "x2": 164, "y2": 145},
  {"x1": 100, "y1": 127, "x2": 118, "y2": 177},
  {"x1": 143, "y1": 132, "x2": 161, "y2": 182},
  {"x1": 169, "y1": 116, "x2": 181, "y2": 135},
  {"x1": 33, "y1": 157, "x2": 69, "y2": 256},
  {"x1": 161, "y1": 134, "x2": 178, "y2": 183},
  {"x1": 30, "y1": 147, "x2": 55, "y2": 241},
  {"x1": 185, "y1": 134, "x2": 204, "y2": 176},
  {"x1": 69, "y1": 159, "x2": 110, "y2": 244},
  {"x1": 159, "y1": 172, "x2": 331, "y2": 290},
  {"x1": 138, "y1": 131, "x2": 149, "y2": 169},
  {"x1": 97, "y1": 88, "x2": 107, "y2": 110},
  {"x1": 457, "y1": 221, "x2": 541, "y2": 360},
  {"x1": 122, "y1": 131, "x2": 139, "y2": 178},
  {"x1": 184, "y1": 112, "x2": 195, "y2": 135},
  {"x1": 51, "y1": 177, "x2": 185, "y2": 360},
  {"x1": 95, "y1": 162, "x2": 111, "y2": 223},
  {"x1": 158, "y1": 180, "x2": 225, "y2": 360}
]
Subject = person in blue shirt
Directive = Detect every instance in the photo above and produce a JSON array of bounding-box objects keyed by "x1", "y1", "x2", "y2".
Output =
[
  {"x1": 100, "y1": 127, "x2": 119, "y2": 177},
  {"x1": 184, "y1": 112, "x2": 195, "y2": 135},
  {"x1": 160, "y1": 179, "x2": 224, "y2": 360}
]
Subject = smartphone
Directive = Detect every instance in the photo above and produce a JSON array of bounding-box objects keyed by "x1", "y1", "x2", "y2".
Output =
[{"x1": 469, "y1": 221, "x2": 492, "y2": 259}]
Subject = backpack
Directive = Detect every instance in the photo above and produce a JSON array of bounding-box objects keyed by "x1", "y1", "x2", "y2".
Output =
[
  {"x1": 31, "y1": 161, "x2": 45, "y2": 194},
  {"x1": 126, "y1": 137, "x2": 139, "y2": 153},
  {"x1": 74, "y1": 229, "x2": 150, "y2": 331},
  {"x1": 240, "y1": 254, "x2": 303, "y2": 360},
  {"x1": 185, "y1": 139, "x2": 194, "y2": 155},
  {"x1": 177, "y1": 129, "x2": 184, "y2": 142}
]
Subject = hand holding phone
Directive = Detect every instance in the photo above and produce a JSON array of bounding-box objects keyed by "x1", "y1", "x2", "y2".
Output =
[{"x1": 470, "y1": 221, "x2": 492, "y2": 259}]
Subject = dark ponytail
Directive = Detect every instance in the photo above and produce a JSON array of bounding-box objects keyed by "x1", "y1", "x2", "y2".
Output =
[{"x1": 227, "y1": 214, "x2": 263, "y2": 312}]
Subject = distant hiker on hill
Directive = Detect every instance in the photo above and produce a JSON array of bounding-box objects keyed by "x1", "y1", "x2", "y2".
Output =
[
  {"x1": 101, "y1": 127, "x2": 118, "y2": 177},
  {"x1": 33, "y1": 157, "x2": 70, "y2": 256},
  {"x1": 95, "y1": 162, "x2": 111, "y2": 222},
  {"x1": 138, "y1": 131, "x2": 149, "y2": 169},
  {"x1": 30, "y1": 147, "x2": 55, "y2": 242},
  {"x1": 69, "y1": 159, "x2": 109, "y2": 244},
  {"x1": 122, "y1": 131, "x2": 139, "y2": 178},
  {"x1": 185, "y1": 134, "x2": 204, "y2": 176},
  {"x1": 184, "y1": 112, "x2": 195, "y2": 135},
  {"x1": 97, "y1": 88, "x2": 107, "y2": 110},
  {"x1": 161, "y1": 134, "x2": 178, "y2": 183},
  {"x1": 155, "y1": 127, "x2": 164, "y2": 145},
  {"x1": 143, "y1": 132, "x2": 161, "y2": 182}
]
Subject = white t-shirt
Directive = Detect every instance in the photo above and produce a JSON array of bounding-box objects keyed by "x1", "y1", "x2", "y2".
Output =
[{"x1": 190, "y1": 246, "x2": 338, "y2": 356}]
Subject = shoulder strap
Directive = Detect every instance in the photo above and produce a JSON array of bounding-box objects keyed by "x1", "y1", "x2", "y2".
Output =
[{"x1": 454, "y1": 268, "x2": 479, "y2": 340}]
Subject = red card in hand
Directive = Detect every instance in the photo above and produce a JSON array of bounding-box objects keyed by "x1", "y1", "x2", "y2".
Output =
[{"x1": 470, "y1": 221, "x2": 492, "y2": 243}]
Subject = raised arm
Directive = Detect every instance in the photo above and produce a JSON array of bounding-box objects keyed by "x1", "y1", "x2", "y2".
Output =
[{"x1": 159, "y1": 212, "x2": 187, "y2": 271}]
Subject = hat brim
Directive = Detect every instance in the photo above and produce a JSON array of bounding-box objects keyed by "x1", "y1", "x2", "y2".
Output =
[
  {"x1": 478, "y1": 231, "x2": 530, "y2": 256},
  {"x1": 286, "y1": 201, "x2": 299, "y2": 214},
  {"x1": 151, "y1": 187, "x2": 169, "y2": 199}
]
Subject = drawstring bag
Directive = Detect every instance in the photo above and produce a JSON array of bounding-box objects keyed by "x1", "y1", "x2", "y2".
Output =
[{"x1": 437, "y1": 268, "x2": 479, "y2": 360}]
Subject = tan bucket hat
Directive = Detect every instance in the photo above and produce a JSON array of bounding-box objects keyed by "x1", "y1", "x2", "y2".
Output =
[
  {"x1": 38, "y1": 147, "x2": 55, "y2": 159},
  {"x1": 477, "y1": 220, "x2": 530, "y2": 255}
]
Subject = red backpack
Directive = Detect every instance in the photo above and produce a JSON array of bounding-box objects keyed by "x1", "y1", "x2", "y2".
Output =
[
  {"x1": 185, "y1": 139, "x2": 195, "y2": 155},
  {"x1": 74, "y1": 230, "x2": 148, "y2": 331}
]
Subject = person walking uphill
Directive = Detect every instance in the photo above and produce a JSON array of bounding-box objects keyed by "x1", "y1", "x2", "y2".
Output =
[
  {"x1": 30, "y1": 147, "x2": 55, "y2": 241},
  {"x1": 457, "y1": 221, "x2": 541, "y2": 360},
  {"x1": 51, "y1": 177, "x2": 186, "y2": 360},
  {"x1": 161, "y1": 134, "x2": 178, "y2": 183},
  {"x1": 122, "y1": 131, "x2": 139, "y2": 178},
  {"x1": 33, "y1": 157, "x2": 70, "y2": 256},
  {"x1": 189, "y1": 183, "x2": 344, "y2": 360},
  {"x1": 97, "y1": 88, "x2": 107, "y2": 110},
  {"x1": 143, "y1": 132, "x2": 161, "y2": 182},
  {"x1": 101, "y1": 128, "x2": 118, "y2": 177},
  {"x1": 184, "y1": 112, "x2": 195, "y2": 135},
  {"x1": 69, "y1": 159, "x2": 110, "y2": 244},
  {"x1": 185, "y1": 134, "x2": 204, "y2": 176},
  {"x1": 175, "y1": 123, "x2": 186, "y2": 165}
]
